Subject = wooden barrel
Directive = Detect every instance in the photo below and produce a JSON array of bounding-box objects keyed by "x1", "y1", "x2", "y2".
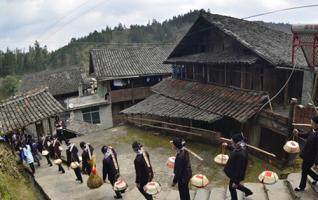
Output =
[
  {"x1": 190, "y1": 174, "x2": 209, "y2": 188},
  {"x1": 113, "y1": 179, "x2": 128, "y2": 193},
  {"x1": 166, "y1": 156, "x2": 175, "y2": 169},
  {"x1": 258, "y1": 171, "x2": 279, "y2": 184},
  {"x1": 214, "y1": 154, "x2": 229, "y2": 165},
  {"x1": 53, "y1": 158, "x2": 62, "y2": 165},
  {"x1": 144, "y1": 181, "x2": 161, "y2": 195},
  {"x1": 283, "y1": 141, "x2": 300, "y2": 154}
]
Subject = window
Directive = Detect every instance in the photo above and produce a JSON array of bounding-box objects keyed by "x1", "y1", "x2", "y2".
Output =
[
  {"x1": 227, "y1": 66, "x2": 241, "y2": 87},
  {"x1": 209, "y1": 65, "x2": 225, "y2": 85},
  {"x1": 82, "y1": 107, "x2": 101, "y2": 124},
  {"x1": 185, "y1": 65, "x2": 193, "y2": 80},
  {"x1": 194, "y1": 64, "x2": 204, "y2": 82}
]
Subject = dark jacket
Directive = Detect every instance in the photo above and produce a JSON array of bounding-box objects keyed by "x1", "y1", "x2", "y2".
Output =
[
  {"x1": 224, "y1": 146, "x2": 248, "y2": 184},
  {"x1": 82, "y1": 144, "x2": 94, "y2": 167},
  {"x1": 52, "y1": 139, "x2": 62, "y2": 158},
  {"x1": 299, "y1": 130, "x2": 318, "y2": 164},
  {"x1": 102, "y1": 148, "x2": 120, "y2": 183},
  {"x1": 66, "y1": 144, "x2": 80, "y2": 166},
  {"x1": 173, "y1": 149, "x2": 192, "y2": 184},
  {"x1": 134, "y1": 151, "x2": 153, "y2": 185}
]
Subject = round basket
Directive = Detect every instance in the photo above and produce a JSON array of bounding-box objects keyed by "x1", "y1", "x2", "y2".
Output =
[
  {"x1": 166, "y1": 156, "x2": 175, "y2": 169},
  {"x1": 144, "y1": 181, "x2": 161, "y2": 195},
  {"x1": 53, "y1": 158, "x2": 62, "y2": 165},
  {"x1": 70, "y1": 162, "x2": 80, "y2": 169},
  {"x1": 190, "y1": 174, "x2": 209, "y2": 188},
  {"x1": 42, "y1": 150, "x2": 49, "y2": 156},
  {"x1": 283, "y1": 141, "x2": 300, "y2": 154},
  {"x1": 113, "y1": 179, "x2": 128, "y2": 193},
  {"x1": 258, "y1": 171, "x2": 279, "y2": 184},
  {"x1": 214, "y1": 154, "x2": 229, "y2": 165}
]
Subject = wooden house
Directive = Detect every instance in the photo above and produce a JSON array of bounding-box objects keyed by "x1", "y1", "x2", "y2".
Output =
[
  {"x1": 19, "y1": 66, "x2": 85, "y2": 105},
  {"x1": 88, "y1": 44, "x2": 173, "y2": 125},
  {"x1": 0, "y1": 88, "x2": 64, "y2": 137},
  {"x1": 122, "y1": 12, "x2": 312, "y2": 158}
]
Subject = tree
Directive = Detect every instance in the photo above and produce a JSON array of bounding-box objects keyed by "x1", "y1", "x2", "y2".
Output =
[{"x1": 0, "y1": 75, "x2": 20, "y2": 98}]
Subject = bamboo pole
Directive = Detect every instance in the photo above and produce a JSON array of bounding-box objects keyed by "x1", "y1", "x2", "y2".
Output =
[
  {"x1": 219, "y1": 137, "x2": 276, "y2": 158},
  {"x1": 184, "y1": 147, "x2": 204, "y2": 161}
]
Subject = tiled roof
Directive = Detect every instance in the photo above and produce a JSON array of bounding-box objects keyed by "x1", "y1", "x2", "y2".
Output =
[
  {"x1": 167, "y1": 12, "x2": 308, "y2": 69},
  {"x1": 121, "y1": 93, "x2": 221, "y2": 122},
  {"x1": 0, "y1": 88, "x2": 65, "y2": 134},
  {"x1": 19, "y1": 66, "x2": 84, "y2": 96},
  {"x1": 89, "y1": 45, "x2": 174, "y2": 80},
  {"x1": 151, "y1": 78, "x2": 268, "y2": 122},
  {"x1": 165, "y1": 50, "x2": 258, "y2": 65}
]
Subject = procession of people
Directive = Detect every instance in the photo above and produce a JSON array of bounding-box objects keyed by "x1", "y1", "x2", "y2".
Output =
[{"x1": 2, "y1": 115, "x2": 318, "y2": 200}]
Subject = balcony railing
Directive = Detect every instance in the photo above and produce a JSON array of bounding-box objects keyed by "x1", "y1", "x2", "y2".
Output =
[{"x1": 110, "y1": 87, "x2": 153, "y2": 103}]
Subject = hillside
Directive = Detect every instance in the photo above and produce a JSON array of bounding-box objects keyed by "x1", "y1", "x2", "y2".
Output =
[{"x1": 47, "y1": 9, "x2": 200, "y2": 71}]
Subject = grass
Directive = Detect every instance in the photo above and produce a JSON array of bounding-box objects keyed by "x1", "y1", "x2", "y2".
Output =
[{"x1": 117, "y1": 125, "x2": 301, "y2": 186}]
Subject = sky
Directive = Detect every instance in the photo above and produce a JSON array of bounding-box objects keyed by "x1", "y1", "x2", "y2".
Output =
[{"x1": 0, "y1": 0, "x2": 317, "y2": 51}]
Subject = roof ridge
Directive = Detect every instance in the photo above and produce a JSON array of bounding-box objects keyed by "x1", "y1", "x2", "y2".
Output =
[{"x1": 1, "y1": 87, "x2": 49, "y2": 105}]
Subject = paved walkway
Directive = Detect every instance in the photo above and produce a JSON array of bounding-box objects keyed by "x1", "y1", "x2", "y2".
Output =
[{"x1": 28, "y1": 126, "x2": 317, "y2": 199}]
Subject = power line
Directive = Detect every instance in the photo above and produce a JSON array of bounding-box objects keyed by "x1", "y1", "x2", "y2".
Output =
[
  {"x1": 39, "y1": 0, "x2": 92, "y2": 41},
  {"x1": 242, "y1": 4, "x2": 318, "y2": 19}
]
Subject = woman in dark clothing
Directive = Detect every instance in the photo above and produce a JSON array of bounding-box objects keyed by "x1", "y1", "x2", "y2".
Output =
[
  {"x1": 132, "y1": 141, "x2": 153, "y2": 200},
  {"x1": 66, "y1": 141, "x2": 83, "y2": 183},
  {"x1": 223, "y1": 133, "x2": 252, "y2": 200},
  {"x1": 52, "y1": 137, "x2": 65, "y2": 173},
  {"x1": 80, "y1": 141, "x2": 94, "y2": 175},
  {"x1": 101, "y1": 145, "x2": 122, "y2": 199},
  {"x1": 171, "y1": 138, "x2": 192, "y2": 200},
  {"x1": 293, "y1": 116, "x2": 318, "y2": 191}
]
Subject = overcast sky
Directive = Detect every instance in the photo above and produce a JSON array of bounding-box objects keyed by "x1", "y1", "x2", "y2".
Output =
[{"x1": 0, "y1": 0, "x2": 317, "y2": 51}]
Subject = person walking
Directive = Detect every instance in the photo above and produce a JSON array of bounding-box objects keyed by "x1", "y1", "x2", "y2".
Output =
[
  {"x1": 22, "y1": 143, "x2": 35, "y2": 176},
  {"x1": 293, "y1": 116, "x2": 318, "y2": 191},
  {"x1": 80, "y1": 141, "x2": 94, "y2": 175},
  {"x1": 170, "y1": 138, "x2": 192, "y2": 200},
  {"x1": 52, "y1": 136, "x2": 65, "y2": 174},
  {"x1": 41, "y1": 136, "x2": 53, "y2": 166},
  {"x1": 132, "y1": 141, "x2": 153, "y2": 200},
  {"x1": 101, "y1": 145, "x2": 122, "y2": 199},
  {"x1": 66, "y1": 140, "x2": 83, "y2": 183},
  {"x1": 223, "y1": 133, "x2": 253, "y2": 200}
]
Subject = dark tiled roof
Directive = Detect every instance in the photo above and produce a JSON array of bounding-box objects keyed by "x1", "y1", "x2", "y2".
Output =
[
  {"x1": 151, "y1": 78, "x2": 268, "y2": 122},
  {"x1": 19, "y1": 66, "x2": 83, "y2": 96},
  {"x1": 121, "y1": 93, "x2": 221, "y2": 122},
  {"x1": 165, "y1": 50, "x2": 258, "y2": 64},
  {"x1": 90, "y1": 45, "x2": 174, "y2": 80},
  {"x1": 0, "y1": 88, "x2": 65, "y2": 134},
  {"x1": 168, "y1": 12, "x2": 308, "y2": 69}
]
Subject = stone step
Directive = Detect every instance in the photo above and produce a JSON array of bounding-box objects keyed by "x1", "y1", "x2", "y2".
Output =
[
  {"x1": 190, "y1": 190, "x2": 196, "y2": 200},
  {"x1": 122, "y1": 187, "x2": 145, "y2": 200},
  {"x1": 243, "y1": 183, "x2": 267, "y2": 200},
  {"x1": 225, "y1": 185, "x2": 243, "y2": 200},
  {"x1": 165, "y1": 189, "x2": 180, "y2": 200},
  {"x1": 193, "y1": 189, "x2": 210, "y2": 200},
  {"x1": 209, "y1": 187, "x2": 226, "y2": 200},
  {"x1": 308, "y1": 168, "x2": 318, "y2": 194},
  {"x1": 286, "y1": 173, "x2": 317, "y2": 200},
  {"x1": 154, "y1": 190, "x2": 169, "y2": 200},
  {"x1": 264, "y1": 180, "x2": 292, "y2": 200}
]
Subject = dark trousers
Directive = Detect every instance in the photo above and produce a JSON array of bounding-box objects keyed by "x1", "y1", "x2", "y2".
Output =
[
  {"x1": 138, "y1": 183, "x2": 153, "y2": 200},
  {"x1": 74, "y1": 167, "x2": 83, "y2": 182},
  {"x1": 29, "y1": 163, "x2": 35, "y2": 175},
  {"x1": 299, "y1": 159, "x2": 318, "y2": 189},
  {"x1": 45, "y1": 155, "x2": 52, "y2": 166},
  {"x1": 178, "y1": 180, "x2": 190, "y2": 200},
  {"x1": 83, "y1": 163, "x2": 92, "y2": 175},
  {"x1": 58, "y1": 164, "x2": 65, "y2": 173},
  {"x1": 229, "y1": 180, "x2": 252, "y2": 200}
]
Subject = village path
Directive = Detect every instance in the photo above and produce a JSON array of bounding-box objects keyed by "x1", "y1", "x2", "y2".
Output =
[{"x1": 29, "y1": 125, "x2": 318, "y2": 200}]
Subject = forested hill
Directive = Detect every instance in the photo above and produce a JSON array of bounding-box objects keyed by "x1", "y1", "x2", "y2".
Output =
[
  {"x1": 0, "y1": 9, "x2": 201, "y2": 79},
  {"x1": 0, "y1": 9, "x2": 292, "y2": 79}
]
